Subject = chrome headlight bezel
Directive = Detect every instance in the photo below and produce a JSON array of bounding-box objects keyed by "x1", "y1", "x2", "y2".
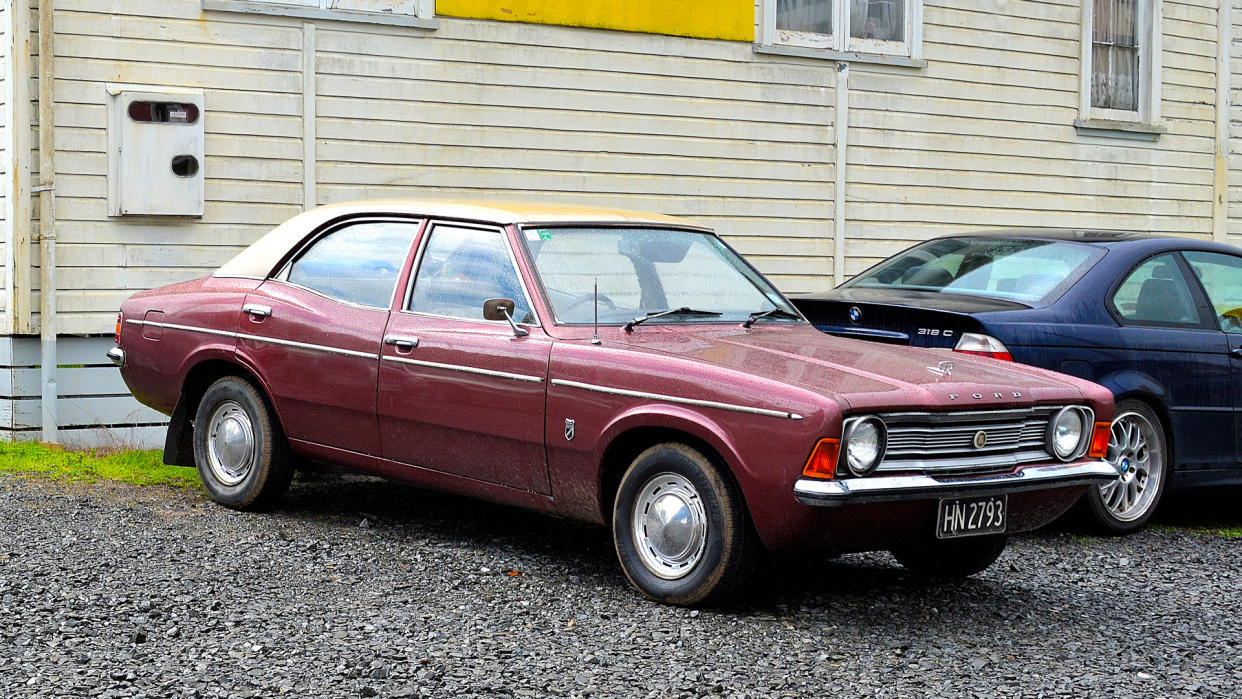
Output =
[
  {"x1": 1047, "y1": 406, "x2": 1094, "y2": 461},
  {"x1": 842, "y1": 415, "x2": 888, "y2": 477}
]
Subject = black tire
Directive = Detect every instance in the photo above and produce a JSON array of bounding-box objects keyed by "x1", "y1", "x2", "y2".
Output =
[
  {"x1": 892, "y1": 534, "x2": 1007, "y2": 579},
  {"x1": 612, "y1": 443, "x2": 756, "y2": 606},
  {"x1": 192, "y1": 376, "x2": 293, "y2": 510},
  {"x1": 1081, "y1": 399, "x2": 1168, "y2": 535}
]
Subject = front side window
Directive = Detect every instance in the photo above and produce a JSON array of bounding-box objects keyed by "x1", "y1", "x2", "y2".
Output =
[
  {"x1": 524, "y1": 227, "x2": 799, "y2": 325},
  {"x1": 1110, "y1": 253, "x2": 1201, "y2": 326},
  {"x1": 284, "y1": 220, "x2": 419, "y2": 308},
  {"x1": 843, "y1": 238, "x2": 1103, "y2": 305},
  {"x1": 1183, "y1": 251, "x2": 1242, "y2": 333},
  {"x1": 1082, "y1": 0, "x2": 1161, "y2": 123},
  {"x1": 408, "y1": 225, "x2": 534, "y2": 324},
  {"x1": 765, "y1": 0, "x2": 919, "y2": 57}
]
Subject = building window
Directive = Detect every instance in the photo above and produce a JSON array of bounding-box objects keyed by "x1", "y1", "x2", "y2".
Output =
[
  {"x1": 202, "y1": 0, "x2": 436, "y2": 27},
  {"x1": 1081, "y1": 0, "x2": 1161, "y2": 124},
  {"x1": 763, "y1": 0, "x2": 921, "y2": 57}
]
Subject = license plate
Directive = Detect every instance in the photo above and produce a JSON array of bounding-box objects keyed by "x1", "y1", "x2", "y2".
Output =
[{"x1": 936, "y1": 495, "x2": 1007, "y2": 539}]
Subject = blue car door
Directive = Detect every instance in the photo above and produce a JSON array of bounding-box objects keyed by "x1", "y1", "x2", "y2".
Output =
[
  {"x1": 1104, "y1": 253, "x2": 1233, "y2": 470},
  {"x1": 1181, "y1": 250, "x2": 1242, "y2": 468}
]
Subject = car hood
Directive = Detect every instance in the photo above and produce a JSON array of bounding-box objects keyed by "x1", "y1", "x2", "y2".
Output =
[{"x1": 616, "y1": 324, "x2": 1090, "y2": 412}]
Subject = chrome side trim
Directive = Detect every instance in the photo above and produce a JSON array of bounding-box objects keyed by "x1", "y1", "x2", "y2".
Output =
[
  {"x1": 551, "y1": 378, "x2": 803, "y2": 420},
  {"x1": 124, "y1": 319, "x2": 379, "y2": 360},
  {"x1": 106, "y1": 347, "x2": 126, "y2": 367},
  {"x1": 382, "y1": 355, "x2": 543, "y2": 383},
  {"x1": 793, "y1": 460, "x2": 1121, "y2": 507}
]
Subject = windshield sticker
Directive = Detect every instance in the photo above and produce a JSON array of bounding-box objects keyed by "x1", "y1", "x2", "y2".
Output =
[
  {"x1": 537, "y1": 229, "x2": 553, "y2": 240},
  {"x1": 524, "y1": 229, "x2": 542, "y2": 242}
]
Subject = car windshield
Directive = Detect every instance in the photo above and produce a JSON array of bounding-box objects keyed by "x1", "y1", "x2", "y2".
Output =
[
  {"x1": 522, "y1": 226, "x2": 801, "y2": 325},
  {"x1": 842, "y1": 237, "x2": 1104, "y2": 304}
]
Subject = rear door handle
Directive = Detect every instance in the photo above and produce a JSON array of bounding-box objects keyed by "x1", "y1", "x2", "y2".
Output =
[
  {"x1": 1230, "y1": 347, "x2": 1242, "y2": 358},
  {"x1": 384, "y1": 335, "x2": 419, "y2": 350},
  {"x1": 242, "y1": 303, "x2": 272, "y2": 319}
]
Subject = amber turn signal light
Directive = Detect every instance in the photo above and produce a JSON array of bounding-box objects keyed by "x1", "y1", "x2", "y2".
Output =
[
  {"x1": 802, "y1": 438, "x2": 841, "y2": 479},
  {"x1": 115, "y1": 312, "x2": 123, "y2": 345},
  {"x1": 1088, "y1": 422, "x2": 1110, "y2": 459}
]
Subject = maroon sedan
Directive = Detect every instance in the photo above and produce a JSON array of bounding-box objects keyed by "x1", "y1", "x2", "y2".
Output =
[{"x1": 111, "y1": 200, "x2": 1118, "y2": 605}]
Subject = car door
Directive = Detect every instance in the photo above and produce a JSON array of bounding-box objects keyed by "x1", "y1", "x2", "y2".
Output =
[
  {"x1": 238, "y1": 218, "x2": 421, "y2": 456},
  {"x1": 1181, "y1": 250, "x2": 1242, "y2": 466},
  {"x1": 377, "y1": 222, "x2": 553, "y2": 493},
  {"x1": 1105, "y1": 252, "x2": 1233, "y2": 469}
]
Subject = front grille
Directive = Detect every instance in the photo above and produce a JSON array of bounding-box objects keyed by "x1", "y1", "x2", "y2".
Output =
[{"x1": 871, "y1": 406, "x2": 1064, "y2": 476}]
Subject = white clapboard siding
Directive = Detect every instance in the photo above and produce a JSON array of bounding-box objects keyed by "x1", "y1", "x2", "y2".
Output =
[
  {"x1": 314, "y1": 16, "x2": 836, "y2": 290},
  {"x1": 46, "y1": 3, "x2": 308, "y2": 335},
  {"x1": 840, "y1": 0, "x2": 1221, "y2": 279}
]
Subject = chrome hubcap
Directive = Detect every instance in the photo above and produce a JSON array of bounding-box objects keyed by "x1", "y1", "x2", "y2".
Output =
[
  {"x1": 206, "y1": 400, "x2": 256, "y2": 487},
  {"x1": 1100, "y1": 411, "x2": 1163, "y2": 522},
  {"x1": 632, "y1": 472, "x2": 707, "y2": 580}
]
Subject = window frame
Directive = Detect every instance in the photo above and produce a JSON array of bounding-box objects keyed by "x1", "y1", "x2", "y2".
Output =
[
  {"x1": 401, "y1": 221, "x2": 542, "y2": 328},
  {"x1": 201, "y1": 0, "x2": 438, "y2": 29},
  {"x1": 273, "y1": 216, "x2": 424, "y2": 311},
  {"x1": 758, "y1": 0, "x2": 924, "y2": 61},
  {"x1": 1079, "y1": 0, "x2": 1162, "y2": 126}
]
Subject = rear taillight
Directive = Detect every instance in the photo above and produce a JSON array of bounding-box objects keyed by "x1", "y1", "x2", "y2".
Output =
[
  {"x1": 115, "y1": 312, "x2": 123, "y2": 344},
  {"x1": 954, "y1": 332, "x2": 1013, "y2": 361}
]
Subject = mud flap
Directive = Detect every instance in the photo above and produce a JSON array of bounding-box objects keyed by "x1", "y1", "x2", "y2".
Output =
[{"x1": 163, "y1": 394, "x2": 195, "y2": 467}]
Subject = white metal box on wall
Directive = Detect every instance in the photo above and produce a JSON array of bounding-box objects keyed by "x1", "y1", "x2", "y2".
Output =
[{"x1": 106, "y1": 85, "x2": 205, "y2": 217}]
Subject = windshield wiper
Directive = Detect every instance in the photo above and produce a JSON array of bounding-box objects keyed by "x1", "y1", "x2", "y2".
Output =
[
  {"x1": 742, "y1": 307, "x2": 801, "y2": 328},
  {"x1": 624, "y1": 307, "x2": 722, "y2": 332}
]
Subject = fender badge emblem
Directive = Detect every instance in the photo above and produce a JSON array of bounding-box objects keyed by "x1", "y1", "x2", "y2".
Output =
[
  {"x1": 564, "y1": 418, "x2": 575, "y2": 442},
  {"x1": 926, "y1": 360, "x2": 955, "y2": 377}
]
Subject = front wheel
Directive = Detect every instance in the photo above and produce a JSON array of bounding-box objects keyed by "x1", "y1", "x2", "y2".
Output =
[
  {"x1": 892, "y1": 534, "x2": 1007, "y2": 579},
  {"x1": 1081, "y1": 400, "x2": 1168, "y2": 534},
  {"x1": 192, "y1": 376, "x2": 293, "y2": 510},
  {"x1": 612, "y1": 443, "x2": 756, "y2": 606}
]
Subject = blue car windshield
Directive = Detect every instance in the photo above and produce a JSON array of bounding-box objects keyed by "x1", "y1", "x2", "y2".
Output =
[{"x1": 843, "y1": 238, "x2": 1104, "y2": 304}]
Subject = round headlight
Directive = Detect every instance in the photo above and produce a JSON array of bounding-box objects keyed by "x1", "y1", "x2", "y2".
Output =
[
  {"x1": 844, "y1": 417, "x2": 887, "y2": 476},
  {"x1": 1049, "y1": 407, "x2": 1086, "y2": 460}
]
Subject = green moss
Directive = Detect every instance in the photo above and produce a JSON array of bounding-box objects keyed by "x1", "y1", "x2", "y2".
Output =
[{"x1": 0, "y1": 441, "x2": 201, "y2": 489}]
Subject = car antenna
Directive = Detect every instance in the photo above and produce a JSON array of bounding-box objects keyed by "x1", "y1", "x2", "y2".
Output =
[{"x1": 591, "y1": 277, "x2": 602, "y2": 345}]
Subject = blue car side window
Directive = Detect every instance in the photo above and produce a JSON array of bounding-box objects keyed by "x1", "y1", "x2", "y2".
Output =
[
  {"x1": 1111, "y1": 254, "x2": 1201, "y2": 326},
  {"x1": 1183, "y1": 251, "x2": 1242, "y2": 334}
]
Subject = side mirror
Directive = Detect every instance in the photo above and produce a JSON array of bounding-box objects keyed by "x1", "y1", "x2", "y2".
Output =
[
  {"x1": 483, "y1": 298, "x2": 515, "y2": 321},
  {"x1": 483, "y1": 298, "x2": 529, "y2": 338}
]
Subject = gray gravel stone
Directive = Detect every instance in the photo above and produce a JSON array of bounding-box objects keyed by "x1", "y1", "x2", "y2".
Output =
[{"x1": 1, "y1": 473, "x2": 1239, "y2": 698}]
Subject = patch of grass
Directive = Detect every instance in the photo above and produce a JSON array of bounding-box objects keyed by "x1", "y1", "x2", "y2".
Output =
[
  {"x1": 0, "y1": 441, "x2": 201, "y2": 489},
  {"x1": 1152, "y1": 523, "x2": 1242, "y2": 539}
]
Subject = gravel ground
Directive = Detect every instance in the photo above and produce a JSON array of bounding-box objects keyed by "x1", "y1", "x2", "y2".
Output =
[{"x1": 2, "y1": 472, "x2": 1239, "y2": 698}]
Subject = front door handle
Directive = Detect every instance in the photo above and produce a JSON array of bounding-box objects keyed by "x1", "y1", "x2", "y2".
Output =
[
  {"x1": 1230, "y1": 347, "x2": 1242, "y2": 358},
  {"x1": 384, "y1": 335, "x2": 419, "y2": 350},
  {"x1": 242, "y1": 303, "x2": 272, "y2": 319}
]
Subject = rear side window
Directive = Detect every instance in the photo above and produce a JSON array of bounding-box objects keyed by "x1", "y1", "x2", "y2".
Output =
[
  {"x1": 1110, "y1": 253, "x2": 1201, "y2": 327},
  {"x1": 1183, "y1": 251, "x2": 1242, "y2": 333},
  {"x1": 285, "y1": 220, "x2": 419, "y2": 308}
]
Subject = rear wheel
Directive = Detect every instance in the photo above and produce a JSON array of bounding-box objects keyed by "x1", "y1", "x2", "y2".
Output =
[
  {"x1": 892, "y1": 534, "x2": 1007, "y2": 579},
  {"x1": 192, "y1": 376, "x2": 293, "y2": 510},
  {"x1": 1082, "y1": 399, "x2": 1168, "y2": 534},
  {"x1": 612, "y1": 443, "x2": 756, "y2": 606}
]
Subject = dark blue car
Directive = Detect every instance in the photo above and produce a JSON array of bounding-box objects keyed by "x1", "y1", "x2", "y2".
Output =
[{"x1": 792, "y1": 230, "x2": 1242, "y2": 533}]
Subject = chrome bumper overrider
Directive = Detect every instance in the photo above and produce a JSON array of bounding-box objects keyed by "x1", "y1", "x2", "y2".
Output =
[
  {"x1": 793, "y1": 460, "x2": 1121, "y2": 507},
  {"x1": 106, "y1": 346, "x2": 125, "y2": 368}
]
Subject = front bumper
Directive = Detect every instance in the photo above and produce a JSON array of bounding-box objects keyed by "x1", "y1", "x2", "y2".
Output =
[{"x1": 794, "y1": 460, "x2": 1120, "y2": 507}]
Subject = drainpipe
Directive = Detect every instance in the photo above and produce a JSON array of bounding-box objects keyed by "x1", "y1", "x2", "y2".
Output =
[
  {"x1": 1213, "y1": 0, "x2": 1230, "y2": 243},
  {"x1": 833, "y1": 61, "x2": 849, "y2": 286},
  {"x1": 38, "y1": 0, "x2": 57, "y2": 443}
]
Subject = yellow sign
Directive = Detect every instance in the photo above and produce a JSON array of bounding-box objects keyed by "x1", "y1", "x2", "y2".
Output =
[{"x1": 436, "y1": 0, "x2": 754, "y2": 42}]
